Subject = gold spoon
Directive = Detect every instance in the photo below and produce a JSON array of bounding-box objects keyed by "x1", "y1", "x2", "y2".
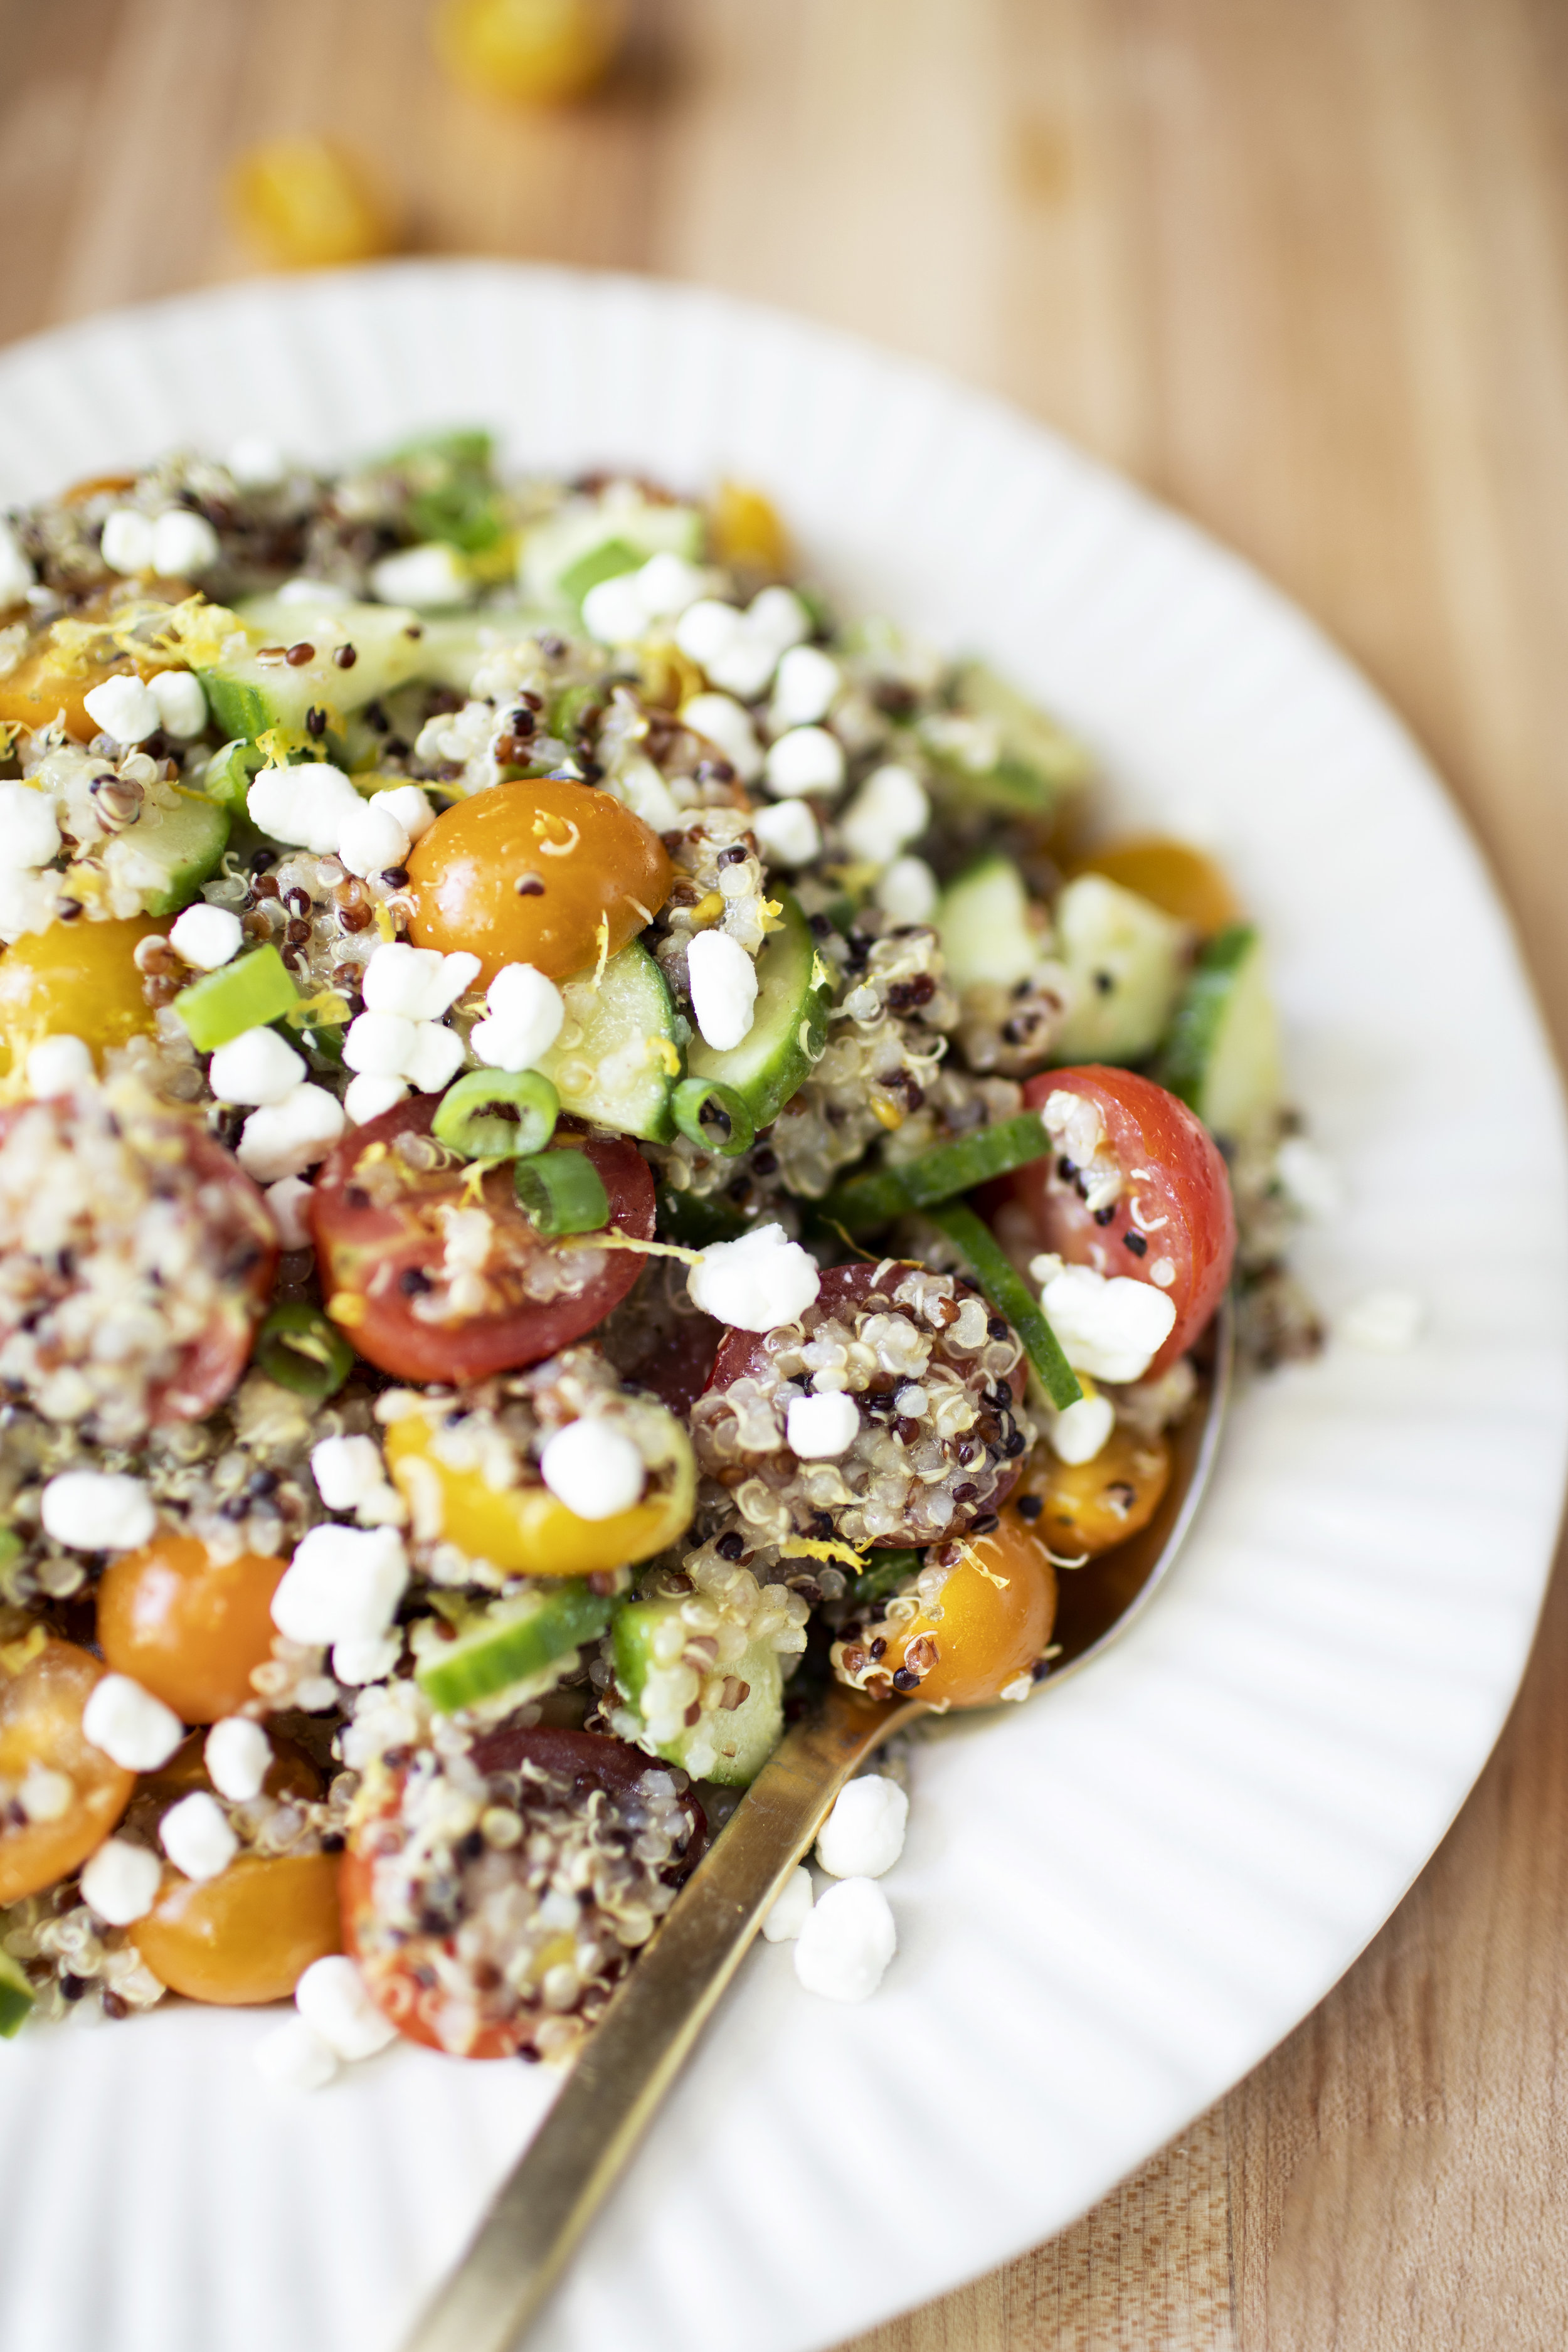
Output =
[{"x1": 399, "y1": 1305, "x2": 1232, "y2": 2352}]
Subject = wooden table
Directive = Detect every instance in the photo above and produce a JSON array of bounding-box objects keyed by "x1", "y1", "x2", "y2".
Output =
[{"x1": 6, "y1": 0, "x2": 1567, "y2": 2341}]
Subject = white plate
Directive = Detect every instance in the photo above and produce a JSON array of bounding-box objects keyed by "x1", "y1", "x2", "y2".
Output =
[{"x1": 0, "y1": 263, "x2": 1562, "y2": 2352}]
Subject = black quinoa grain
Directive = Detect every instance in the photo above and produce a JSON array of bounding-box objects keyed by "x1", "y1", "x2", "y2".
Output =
[{"x1": 1123, "y1": 1230, "x2": 1147, "y2": 1256}]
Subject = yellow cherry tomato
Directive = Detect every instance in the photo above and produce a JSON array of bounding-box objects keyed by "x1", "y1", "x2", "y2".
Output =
[
  {"x1": 1014, "y1": 1427, "x2": 1172, "y2": 1559},
  {"x1": 0, "y1": 1639, "x2": 135, "y2": 1904},
  {"x1": 0, "y1": 912, "x2": 161, "y2": 1086},
  {"x1": 130, "y1": 1853, "x2": 342, "y2": 2005},
  {"x1": 879, "y1": 1512, "x2": 1058, "y2": 1708},
  {"x1": 433, "y1": 0, "x2": 627, "y2": 105},
  {"x1": 1071, "y1": 836, "x2": 1239, "y2": 939},
  {"x1": 711, "y1": 481, "x2": 791, "y2": 578},
  {"x1": 228, "y1": 138, "x2": 396, "y2": 272},
  {"x1": 97, "y1": 1536, "x2": 288, "y2": 1725},
  {"x1": 384, "y1": 1403, "x2": 695, "y2": 1576},
  {"x1": 405, "y1": 779, "x2": 673, "y2": 986}
]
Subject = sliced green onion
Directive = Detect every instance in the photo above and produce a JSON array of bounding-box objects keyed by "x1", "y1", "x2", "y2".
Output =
[
  {"x1": 929, "y1": 1200, "x2": 1082, "y2": 1412},
  {"x1": 847, "y1": 1546, "x2": 923, "y2": 1611},
  {"x1": 432, "y1": 1069, "x2": 559, "y2": 1162},
  {"x1": 201, "y1": 738, "x2": 264, "y2": 813},
  {"x1": 670, "y1": 1077, "x2": 755, "y2": 1159},
  {"x1": 0, "y1": 1949, "x2": 35, "y2": 2040},
  {"x1": 820, "y1": 1111, "x2": 1051, "y2": 1233},
  {"x1": 255, "y1": 1304, "x2": 355, "y2": 1401},
  {"x1": 514, "y1": 1148, "x2": 610, "y2": 1238},
  {"x1": 174, "y1": 945, "x2": 299, "y2": 1054}
]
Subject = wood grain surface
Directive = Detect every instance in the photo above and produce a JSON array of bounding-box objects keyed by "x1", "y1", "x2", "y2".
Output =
[{"x1": 3, "y1": 1, "x2": 1565, "y2": 2344}]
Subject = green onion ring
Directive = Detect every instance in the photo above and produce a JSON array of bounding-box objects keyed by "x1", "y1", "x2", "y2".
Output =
[
  {"x1": 431, "y1": 1068, "x2": 559, "y2": 1162},
  {"x1": 670, "y1": 1077, "x2": 755, "y2": 1159}
]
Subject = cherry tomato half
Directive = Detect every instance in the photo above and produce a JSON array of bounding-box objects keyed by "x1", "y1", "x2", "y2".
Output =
[
  {"x1": 309, "y1": 1096, "x2": 655, "y2": 1384},
  {"x1": 1009, "y1": 1067, "x2": 1235, "y2": 1378},
  {"x1": 131, "y1": 1853, "x2": 342, "y2": 2004},
  {"x1": 0, "y1": 1640, "x2": 134, "y2": 1904},
  {"x1": 97, "y1": 1537, "x2": 287, "y2": 1724},
  {"x1": 405, "y1": 779, "x2": 673, "y2": 986},
  {"x1": 867, "y1": 1509, "x2": 1058, "y2": 1708}
]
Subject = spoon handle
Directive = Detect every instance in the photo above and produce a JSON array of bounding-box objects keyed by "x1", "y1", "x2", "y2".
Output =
[{"x1": 399, "y1": 1682, "x2": 922, "y2": 2352}]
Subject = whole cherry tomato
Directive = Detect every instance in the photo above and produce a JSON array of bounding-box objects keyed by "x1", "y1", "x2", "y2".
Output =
[
  {"x1": 97, "y1": 1537, "x2": 288, "y2": 1724},
  {"x1": 1009, "y1": 1067, "x2": 1234, "y2": 1378},
  {"x1": 309, "y1": 1096, "x2": 655, "y2": 1384},
  {"x1": 840, "y1": 1508, "x2": 1058, "y2": 1708},
  {"x1": 131, "y1": 1853, "x2": 342, "y2": 2004},
  {"x1": 405, "y1": 779, "x2": 673, "y2": 985},
  {"x1": 0, "y1": 1640, "x2": 134, "y2": 1905}
]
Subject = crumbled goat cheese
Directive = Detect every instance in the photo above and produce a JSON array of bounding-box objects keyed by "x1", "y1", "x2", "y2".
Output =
[
  {"x1": 368, "y1": 542, "x2": 472, "y2": 608},
  {"x1": 344, "y1": 1011, "x2": 416, "y2": 1078},
  {"x1": 761, "y1": 1865, "x2": 814, "y2": 1944},
  {"x1": 236, "y1": 1084, "x2": 346, "y2": 1183},
  {"x1": 1047, "y1": 1388, "x2": 1115, "y2": 1463},
  {"x1": 264, "y1": 1173, "x2": 314, "y2": 1251},
  {"x1": 227, "y1": 436, "x2": 285, "y2": 488},
  {"x1": 344, "y1": 1074, "x2": 409, "y2": 1126},
  {"x1": 338, "y1": 799, "x2": 411, "y2": 882},
  {"x1": 332, "y1": 1632, "x2": 401, "y2": 1687},
  {"x1": 1040, "y1": 1263, "x2": 1177, "y2": 1384},
  {"x1": 209, "y1": 1025, "x2": 307, "y2": 1107},
  {"x1": 793, "y1": 1875, "x2": 897, "y2": 2001},
  {"x1": 1276, "y1": 1136, "x2": 1345, "y2": 1217},
  {"x1": 99, "y1": 510, "x2": 156, "y2": 575},
  {"x1": 839, "y1": 764, "x2": 929, "y2": 866},
  {"x1": 254, "y1": 2014, "x2": 339, "y2": 2092},
  {"x1": 815, "y1": 1776, "x2": 908, "y2": 1880},
  {"x1": 169, "y1": 901, "x2": 241, "y2": 969},
  {"x1": 205, "y1": 1717, "x2": 272, "y2": 1803},
  {"x1": 276, "y1": 576, "x2": 349, "y2": 607},
  {"x1": 874, "y1": 854, "x2": 939, "y2": 924},
  {"x1": 42, "y1": 1470, "x2": 155, "y2": 1551},
  {"x1": 82, "y1": 1674, "x2": 183, "y2": 1772},
  {"x1": 680, "y1": 692, "x2": 765, "y2": 783},
  {"x1": 676, "y1": 598, "x2": 784, "y2": 699},
  {"x1": 271, "y1": 1523, "x2": 409, "y2": 1648},
  {"x1": 151, "y1": 509, "x2": 220, "y2": 577},
  {"x1": 748, "y1": 585, "x2": 812, "y2": 654},
  {"x1": 686, "y1": 928, "x2": 758, "y2": 1051},
  {"x1": 0, "y1": 522, "x2": 34, "y2": 600},
  {"x1": 583, "y1": 552, "x2": 707, "y2": 644},
  {"x1": 770, "y1": 644, "x2": 840, "y2": 728},
  {"x1": 362, "y1": 941, "x2": 478, "y2": 1023},
  {"x1": 763, "y1": 725, "x2": 846, "y2": 799},
  {"x1": 312, "y1": 1433, "x2": 386, "y2": 1513},
  {"x1": 80, "y1": 1836, "x2": 163, "y2": 1926},
  {"x1": 786, "y1": 1389, "x2": 861, "y2": 1460},
  {"x1": 1340, "y1": 1288, "x2": 1422, "y2": 1352},
  {"x1": 0, "y1": 781, "x2": 61, "y2": 871},
  {"x1": 24, "y1": 1034, "x2": 92, "y2": 1096},
  {"x1": 18, "y1": 1764, "x2": 74, "y2": 1823},
  {"x1": 402, "y1": 1021, "x2": 466, "y2": 1094},
  {"x1": 750, "y1": 797, "x2": 821, "y2": 867},
  {"x1": 149, "y1": 668, "x2": 208, "y2": 739},
  {"x1": 470, "y1": 962, "x2": 565, "y2": 1073},
  {"x1": 82, "y1": 673, "x2": 161, "y2": 746},
  {"x1": 687, "y1": 1222, "x2": 822, "y2": 1332},
  {"x1": 246, "y1": 762, "x2": 363, "y2": 858},
  {"x1": 539, "y1": 1419, "x2": 646, "y2": 1520},
  {"x1": 373, "y1": 783, "x2": 436, "y2": 844},
  {"x1": 294, "y1": 1954, "x2": 397, "y2": 2061},
  {"x1": 160, "y1": 1790, "x2": 238, "y2": 1882}
]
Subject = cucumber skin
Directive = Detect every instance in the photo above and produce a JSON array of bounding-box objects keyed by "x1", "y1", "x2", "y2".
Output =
[
  {"x1": 822, "y1": 1111, "x2": 1051, "y2": 1233},
  {"x1": 686, "y1": 891, "x2": 832, "y2": 1129},
  {"x1": 936, "y1": 855, "x2": 1039, "y2": 992},
  {"x1": 534, "y1": 940, "x2": 679, "y2": 1145},
  {"x1": 1155, "y1": 923, "x2": 1283, "y2": 1142},
  {"x1": 0, "y1": 1949, "x2": 34, "y2": 2038},
  {"x1": 930, "y1": 1202, "x2": 1082, "y2": 1411},
  {"x1": 417, "y1": 1584, "x2": 612, "y2": 1714},
  {"x1": 134, "y1": 797, "x2": 231, "y2": 918},
  {"x1": 613, "y1": 1602, "x2": 785, "y2": 1787}
]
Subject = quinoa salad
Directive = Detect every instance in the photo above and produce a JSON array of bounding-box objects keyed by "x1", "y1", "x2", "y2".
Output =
[{"x1": 0, "y1": 433, "x2": 1320, "y2": 2075}]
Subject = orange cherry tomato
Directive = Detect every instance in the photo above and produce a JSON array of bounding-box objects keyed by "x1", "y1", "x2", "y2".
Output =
[
  {"x1": 97, "y1": 1537, "x2": 287, "y2": 1725},
  {"x1": 1014, "y1": 1428, "x2": 1172, "y2": 1558},
  {"x1": 1072, "y1": 836, "x2": 1240, "y2": 938},
  {"x1": 130, "y1": 1853, "x2": 342, "y2": 2004},
  {"x1": 404, "y1": 779, "x2": 673, "y2": 985},
  {"x1": 875, "y1": 1512, "x2": 1057, "y2": 1708},
  {"x1": 0, "y1": 1640, "x2": 135, "y2": 1903},
  {"x1": 0, "y1": 913, "x2": 162, "y2": 1084}
]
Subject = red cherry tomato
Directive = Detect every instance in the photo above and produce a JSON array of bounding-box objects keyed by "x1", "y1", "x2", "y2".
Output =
[
  {"x1": 1010, "y1": 1067, "x2": 1234, "y2": 1378},
  {"x1": 309, "y1": 1096, "x2": 655, "y2": 1384}
]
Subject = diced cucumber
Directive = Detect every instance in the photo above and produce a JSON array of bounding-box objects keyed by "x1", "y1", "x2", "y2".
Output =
[
  {"x1": 686, "y1": 891, "x2": 832, "y2": 1128},
  {"x1": 1050, "y1": 873, "x2": 1187, "y2": 1064},
  {"x1": 613, "y1": 1599, "x2": 784, "y2": 1787},
  {"x1": 205, "y1": 596, "x2": 434, "y2": 742},
  {"x1": 534, "y1": 940, "x2": 679, "y2": 1144},
  {"x1": 390, "y1": 428, "x2": 507, "y2": 555},
  {"x1": 929, "y1": 1202, "x2": 1081, "y2": 1410},
  {"x1": 202, "y1": 739, "x2": 264, "y2": 813},
  {"x1": 922, "y1": 660, "x2": 1090, "y2": 818},
  {"x1": 1155, "y1": 923, "x2": 1283, "y2": 1143},
  {"x1": 821, "y1": 1110, "x2": 1050, "y2": 1233},
  {"x1": 519, "y1": 492, "x2": 704, "y2": 608},
  {"x1": 416, "y1": 1583, "x2": 612, "y2": 1714},
  {"x1": 0, "y1": 1949, "x2": 33, "y2": 2038},
  {"x1": 174, "y1": 944, "x2": 299, "y2": 1051},
  {"x1": 936, "y1": 855, "x2": 1041, "y2": 990},
  {"x1": 413, "y1": 610, "x2": 535, "y2": 699},
  {"x1": 103, "y1": 789, "x2": 230, "y2": 918}
]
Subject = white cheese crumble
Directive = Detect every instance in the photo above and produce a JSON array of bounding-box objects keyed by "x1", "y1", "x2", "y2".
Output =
[
  {"x1": 82, "y1": 673, "x2": 161, "y2": 746},
  {"x1": 312, "y1": 1434, "x2": 388, "y2": 1513},
  {"x1": 246, "y1": 762, "x2": 363, "y2": 858},
  {"x1": 344, "y1": 1074, "x2": 410, "y2": 1126},
  {"x1": 1039, "y1": 1263, "x2": 1176, "y2": 1384},
  {"x1": 236, "y1": 1083, "x2": 346, "y2": 1183},
  {"x1": 750, "y1": 797, "x2": 821, "y2": 868},
  {"x1": 539, "y1": 1418, "x2": 646, "y2": 1520},
  {"x1": 680, "y1": 692, "x2": 765, "y2": 784},
  {"x1": 786, "y1": 1389, "x2": 860, "y2": 1460},
  {"x1": 687, "y1": 1223, "x2": 822, "y2": 1332},
  {"x1": 368, "y1": 543, "x2": 472, "y2": 608},
  {"x1": 361, "y1": 942, "x2": 479, "y2": 1024},
  {"x1": 770, "y1": 644, "x2": 840, "y2": 728},
  {"x1": 686, "y1": 928, "x2": 758, "y2": 1052},
  {"x1": 1046, "y1": 1389, "x2": 1115, "y2": 1464},
  {"x1": 1340, "y1": 1288, "x2": 1422, "y2": 1352},
  {"x1": 41, "y1": 1470, "x2": 155, "y2": 1551},
  {"x1": 470, "y1": 962, "x2": 565, "y2": 1073},
  {"x1": 264, "y1": 1173, "x2": 314, "y2": 1251},
  {"x1": 1276, "y1": 1136, "x2": 1345, "y2": 1217},
  {"x1": 0, "y1": 781, "x2": 60, "y2": 873},
  {"x1": 169, "y1": 901, "x2": 242, "y2": 970},
  {"x1": 81, "y1": 1674, "x2": 183, "y2": 1772},
  {"x1": 270, "y1": 1523, "x2": 409, "y2": 1648},
  {"x1": 337, "y1": 799, "x2": 411, "y2": 882},
  {"x1": 761, "y1": 1865, "x2": 813, "y2": 1944},
  {"x1": 208, "y1": 1025, "x2": 306, "y2": 1107},
  {"x1": 874, "y1": 854, "x2": 939, "y2": 924},
  {"x1": 149, "y1": 669, "x2": 208, "y2": 739},
  {"x1": 151, "y1": 510, "x2": 220, "y2": 578},
  {"x1": 99, "y1": 511, "x2": 155, "y2": 575},
  {"x1": 793, "y1": 1875, "x2": 897, "y2": 2001},
  {"x1": 839, "y1": 764, "x2": 928, "y2": 866},
  {"x1": 160, "y1": 1790, "x2": 238, "y2": 1882},
  {"x1": 815, "y1": 1775, "x2": 908, "y2": 1879},
  {"x1": 254, "y1": 2014, "x2": 339, "y2": 2092},
  {"x1": 80, "y1": 1836, "x2": 162, "y2": 1926},
  {"x1": 294, "y1": 1954, "x2": 397, "y2": 2061},
  {"x1": 24, "y1": 1034, "x2": 93, "y2": 1097},
  {"x1": 204, "y1": 1717, "x2": 272, "y2": 1803},
  {"x1": 763, "y1": 724, "x2": 845, "y2": 800}
]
